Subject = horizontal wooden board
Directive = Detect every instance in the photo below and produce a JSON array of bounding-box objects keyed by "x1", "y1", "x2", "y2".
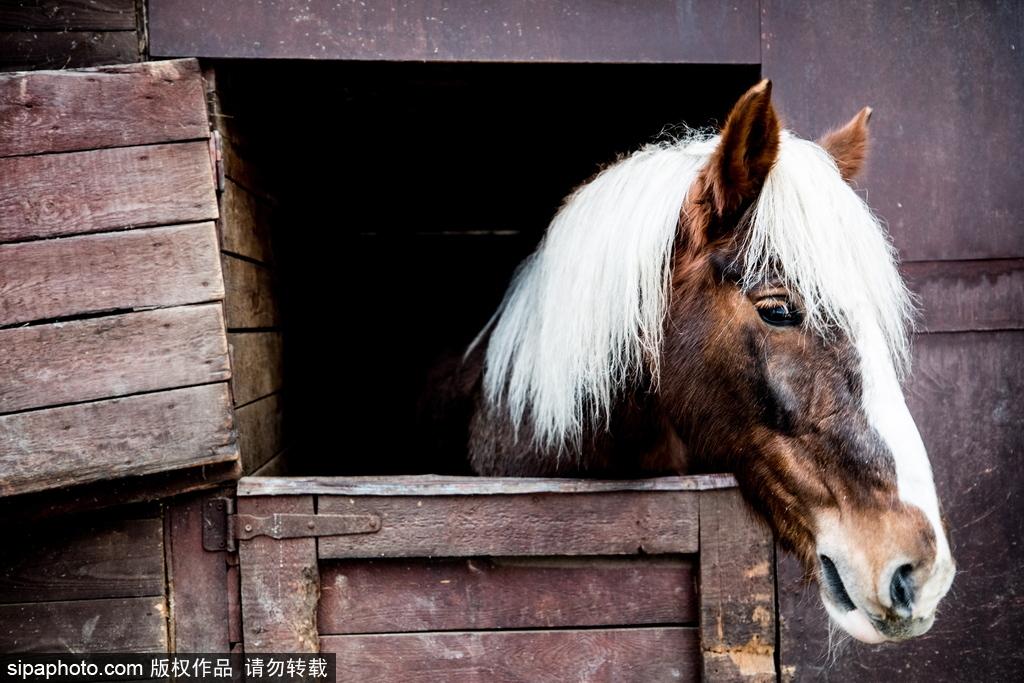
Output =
[
  {"x1": 0, "y1": 304, "x2": 230, "y2": 414},
  {"x1": 150, "y1": 0, "x2": 760, "y2": 64},
  {"x1": 0, "y1": 596, "x2": 167, "y2": 653},
  {"x1": 322, "y1": 627, "x2": 698, "y2": 683},
  {"x1": 0, "y1": 29, "x2": 138, "y2": 73},
  {"x1": 0, "y1": 141, "x2": 217, "y2": 243},
  {"x1": 0, "y1": 222, "x2": 224, "y2": 326},
  {"x1": 0, "y1": 59, "x2": 207, "y2": 157},
  {"x1": 316, "y1": 490, "x2": 698, "y2": 558},
  {"x1": 0, "y1": 1, "x2": 137, "y2": 31},
  {"x1": 222, "y1": 256, "x2": 278, "y2": 328},
  {"x1": 239, "y1": 473, "x2": 737, "y2": 497},
  {"x1": 0, "y1": 383, "x2": 237, "y2": 497},
  {"x1": 221, "y1": 178, "x2": 274, "y2": 262},
  {"x1": 0, "y1": 517, "x2": 163, "y2": 603},
  {"x1": 319, "y1": 556, "x2": 696, "y2": 635},
  {"x1": 229, "y1": 331, "x2": 283, "y2": 406},
  {"x1": 235, "y1": 392, "x2": 284, "y2": 473},
  {"x1": 904, "y1": 259, "x2": 1024, "y2": 332}
]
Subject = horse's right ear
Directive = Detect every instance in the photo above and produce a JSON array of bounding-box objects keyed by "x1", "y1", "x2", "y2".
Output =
[{"x1": 703, "y1": 79, "x2": 781, "y2": 220}]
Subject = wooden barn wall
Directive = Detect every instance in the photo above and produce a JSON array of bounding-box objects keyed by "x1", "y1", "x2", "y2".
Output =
[
  {"x1": 0, "y1": 0, "x2": 146, "y2": 71},
  {"x1": 762, "y1": 1, "x2": 1024, "y2": 680}
]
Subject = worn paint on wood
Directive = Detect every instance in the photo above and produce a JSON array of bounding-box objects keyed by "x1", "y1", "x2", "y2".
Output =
[
  {"x1": 321, "y1": 627, "x2": 699, "y2": 683},
  {"x1": 228, "y1": 332, "x2": 283, "y2": 406},
  {"x1": 0, "y1": 59, "x2": 208, "y2": 158},
  {"x1": 317, "y1": 490, "x2": 698, "y2": 559},
  {"x1": 221, "y1": 256, "x2": 278, "y2": 329},
  {"x1": 0, "y1": 596, "x2": 167, "y2": 653},
  {"x1": 0, "y1": 383, "x2": 237, "y2": 497},
  {"x1": 234, "y1": 393, "x2": 284, "y2": 473},
  {"x1": 0, "y1": 141, "x2": 218, "y2": 243},
  {"x1": 0, "y1": 222, "x2": 224, "y2": 326},
  {"x1": 904, "y1": 259, "x2": 1024, "y2": 333},
  {"x1": 319, "y1": 556, "x2": 696, "y2": 635},
  {"x1": 0, "y1": 29, "x2": 139, "y2": 72},
  {"x1": 0, "y1": 1, "x2": 137, "y2": 31},
  {"x1": 0, "y1": 304, "x2": 230, "y2": 414}
]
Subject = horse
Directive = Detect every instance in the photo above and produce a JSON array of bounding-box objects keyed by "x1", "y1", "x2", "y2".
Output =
[{"x1": 430, "y1": 80, "x2": 955, "y2": 644}]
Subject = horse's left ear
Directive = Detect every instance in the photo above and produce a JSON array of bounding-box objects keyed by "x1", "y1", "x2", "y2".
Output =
[{"x1": 818, "y1": 107, "x2": 872, "y2": 183}]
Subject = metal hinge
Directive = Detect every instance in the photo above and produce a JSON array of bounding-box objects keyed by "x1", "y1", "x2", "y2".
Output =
[
  {"x1": 202, "y1": 497, "x2": 381, "y2": 552},
  {"x1": 208, "y1": 130, "x2": 225, "y2": 193}
]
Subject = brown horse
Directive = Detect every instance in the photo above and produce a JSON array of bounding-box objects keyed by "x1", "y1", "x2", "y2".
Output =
[{"x1": 440, "y1": 80, "x2": 954, "y2": 643}]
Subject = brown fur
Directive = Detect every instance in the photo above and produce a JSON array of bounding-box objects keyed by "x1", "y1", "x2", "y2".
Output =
[{"x1": 819, "y1": 106, "x2": 872, "y2": 182}]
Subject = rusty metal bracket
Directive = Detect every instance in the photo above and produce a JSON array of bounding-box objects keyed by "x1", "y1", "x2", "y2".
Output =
[
  {"x1": 233, "y1": 513, "x2": 381, "y2": 542},
  {"x1": 202, "y1": 496, "x2": 235, "y2": 552}
]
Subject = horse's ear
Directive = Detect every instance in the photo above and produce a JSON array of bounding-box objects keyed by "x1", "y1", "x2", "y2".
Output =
[
  {"x1": 704, "y1": 79, "x2": 781, "y2": 219},
  {"x1": 818, "y1": 107, "x2": 872, "y2": 183}
]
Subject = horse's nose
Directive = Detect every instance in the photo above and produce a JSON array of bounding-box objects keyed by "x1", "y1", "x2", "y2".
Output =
[{"x1": 888, "y1": 563, "x2": 915, "y2": 617}]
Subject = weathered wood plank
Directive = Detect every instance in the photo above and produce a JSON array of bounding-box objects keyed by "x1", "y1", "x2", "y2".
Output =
[
  {"x1": 699, "y1": 488, "x2": 777, "y2": 682},
  {"x1": 165, "y1": 493, "x2": 231, "y2": 652},
  {"x1": 0, "y1": 596, "x2": 167, "y2": 653},
  {"x1": 0, "y1": 1, "x2": 137, "y2": 31},
  {"x1": 322, "y1": 627, "x2": 699, "y2": 683},
  {"x1": 317, "y1": 491, "x2": 698, "y2": 559},
  {"x1": 221, "y1": 178, "x2": 274, "y2": 263},
  {"x1": 0, "y1": 30, "x2": 139, "y2": 73},
  {"x1": 904, "y1": 259, "x2": 1024, "y2": 332},
  {"x1": 229, "y1": 332, "x2": 283, "y2": 406},
  {"x1": 0, "y1": 304, "x2": 230, "y2": 414},
  {"x1": 234, "y1": 392, "x2": 284, "y2": 473},
  {"x1": 222, "y1": 256, "x2": 278, "y2": 329},
  {"x1": 319, "y1": 556, "x2": 696, "y2": 635},
  {"x1": 0, "y1": 59, "x2": 207, "y2": 157},
  {"x1": 0, "y1": 517, "x2": 163, "y2": 603},
  {"x1": 239, "y1": 474, "x2": 738, "y2": 497},
  {"x1": 251, "y1": 450, "x2": 289, "y2": 476},
  {"x1": 0, "y1": 383, "x2": 237, "y2": 497},
  {"x1": 237, "y1": 496, "x2": 318, "y2": 652},
  {"x1": 0, "y1": 141, "x2": 217, "y2": 243},
  {"x1": 0, "y1": 222, "x2": 224, "y2": 326}
]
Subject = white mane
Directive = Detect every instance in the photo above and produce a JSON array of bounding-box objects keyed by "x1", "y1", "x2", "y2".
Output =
[{"x1": 477, "y1": 130, "x2": 913, "y2": 449}]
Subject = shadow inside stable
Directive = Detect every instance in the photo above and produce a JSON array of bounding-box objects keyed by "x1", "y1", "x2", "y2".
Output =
[{"x1": 214, "y1": 60, "x2": 760, "y2": 475}]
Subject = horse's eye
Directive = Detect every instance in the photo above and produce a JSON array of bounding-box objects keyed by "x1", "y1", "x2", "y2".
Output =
[{"x1": 757, "y1": 301, "x2": 802, "y2": 327}]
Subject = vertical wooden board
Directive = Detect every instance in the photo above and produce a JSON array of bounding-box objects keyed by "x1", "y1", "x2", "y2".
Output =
[
  {"x1": 0, "y1": 30, "x2": 140, "y2": 73},
  {"x1": 221, "y1": 178, "x2": 275, "y2": 263},
  {"x1": 319, "y1": 556, "x2": 697, "y2": 634},
  {"x1": 903, "y1": 259, "x2": 1024, "y2": 332},
  {"x1": 0, "y1": 304, "x2": 230, "y2": 414},
  {"x1": 0, "y1": 2, "x2": 138, "y2": 31},
  {"x1": 234, "y1": 392, "x2": 284, "y2": 473},
  {"x1": 0, "y1": 59, "x2": 208, "y2": 157},
  {"x1": 222, "y1": 256, "x2": 279, "y2": 329},
  {"x1": 237, "y1": 496, "x2": 318, "y2": 652},
  {"x1": 229, "y1": 332, "x2": 283, "y2": 406},
  {"x1": 0, "y1": 383, "x2": 237, "y2": 497},
  {"x1": 165, "y1": 493, "x2": 231, "y2": 653},
  {"x1": 321, "y1": 627, "x2": 699, "y2": 683},
  {"x1": 0, "y1": 517, "x2": 163, "y2": 602},
  {"x1": 0, "y1": 141, "x2": 218, "y2": 243},
  {"x1": 762, "y1": 1, "x2": 1024, "y2": 260},
  {"x1": 699, "y1": 488, "x2": 777, "y2": 682},
  {"x1": 317, "y1": 491, "x2": 699, "y2": 558},
  {"x1": 0, "y1": 597, "x2": 168, "y2": 653},
  {"x1": 0, "y1": 222, "x2": 225, "y2": 326}
]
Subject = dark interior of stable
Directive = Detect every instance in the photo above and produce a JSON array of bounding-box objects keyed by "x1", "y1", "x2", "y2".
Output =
[{"x1": 213, "y1": 60, "x2": 760, "y2": 475}]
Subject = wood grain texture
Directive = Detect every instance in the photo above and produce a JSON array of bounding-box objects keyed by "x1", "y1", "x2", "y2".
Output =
[
  {"x1": 237, "y1": 495, "x2": 318, "y2": 652},
  {"x1": 0, "y1": 59, "x2": 207, "y2": 158},
  {"x1": 222, "y1": 256, "x2": 278, "y2": 329},
  {"x1": 150, "y1": 0, "x2": 760, "y2": 64},
  {"x1": 317, "y1": 491, "x2": 698, "y2": 559},
  {"x1": 0, "y1": 141, "x2": 218, "y2": 243},
  {"x1": 234, "y1": 392, "x2": 284, "y2": 473},
  {"x1": 904, "y1": 259, "x2": 1024, "y2": 332},
  {"x1": 239, "y1": 474, "x2": 737, "y2": 497},
  {"x1": 0, "y1": 383, "x2": 237, "y2": 496},
  {"x1": 251, "y1": 450, "x2": 290, "y2": 476},
  {"x1": 0, "y1": 304, "x2": 230, "y2": 414},
  {"x1": 229, "y1": 331, "x2": 283, "y2": 406},
  {"x1": 322, "y1": 627, "x2": 699, "y2": 683},
  {"x1": 165, "y1": 493, "x2": 232, "y2": 652},
  {"x1": 221, "y1": 177, "x2": 275, "y2": 262},
  {"x1": 0, "y1": 596, "x2": 168, "y2": 653},
  {"x1": 0, "y1": 517, "x2": 163, "y2": 602},
  {"x1": 0, "y1": 1, "x2": 137, "y2": 31},
  {"x1": 319, "y1": 556, "x2": 696, "y2": 635},
  {"x1": 0, "y1": 222, "x2": 224, "y2": 326},
  {"x1": 699, "y1": 488, "x2": 776, "y2": 682},
  {"x1": 0, "y1": 29, "x2": 139, "y2": 72}
]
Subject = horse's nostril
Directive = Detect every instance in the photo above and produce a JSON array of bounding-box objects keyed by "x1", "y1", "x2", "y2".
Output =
[
  {"x1": 820, "y1": 555, "x2": 857, "y2": 612},
  {"x1": 890, "y1": 563, "x2": 915, "y2": 616}
]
